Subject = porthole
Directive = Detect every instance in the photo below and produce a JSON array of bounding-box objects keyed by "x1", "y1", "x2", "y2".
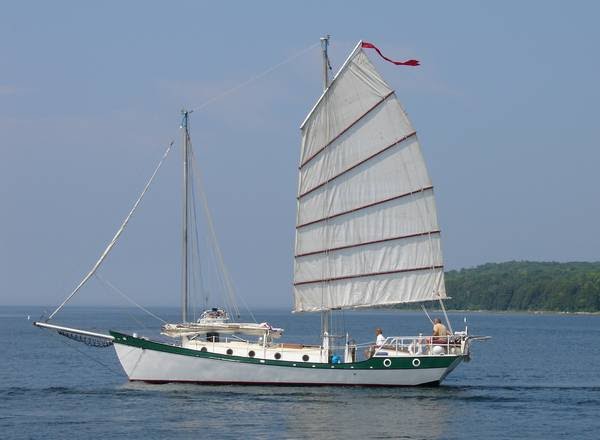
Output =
[
  {"x1": 226, "y1": 348, "x2": 233, "y2": 355},
  {"x1": 302, "y1": 354, "x2": 310, "y2": 362},
  {"x1": 248, "y1": 350, "x2": 256, "y2": 358},
  {"x1": 412, "y1": 358, "x2": 421, "y2": 367},
  {"x1": 274, "y1": 352, "x2": 282, "y2": 360},
  {"x1": 200, "y1": 347, "x2": 207, "y2": 352},
  {"x1": 383, "y1": 358, "x2": 392, "y2": 368}
]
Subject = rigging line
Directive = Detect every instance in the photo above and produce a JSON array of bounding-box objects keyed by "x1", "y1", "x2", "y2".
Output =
[
  {"x1": 191, "y1": 204, "x2": 207, "y2": 312},
  {"x1": 234, "y1": 286, "x2": 257, "y2": 324},
  {"x1": 94, "y1": 273, "x2": 168, "y2": 324},
  {"x1": 94, "y1": 274, "x2": 151, "y2": 331},
  {"x1": 439, "y1": 298, "x2": 454, "y2": 334},
  {"x1": 48, "y1": 141, "x2": 175, "y2": 321},
  {"x1": 45, "y1": 328, "x2": 123, "y2": 376},
  {"x1": 189, "y1": 171, "x2": 210, "y2": 318},
  {"x1": 188, "y1": 178, "x2": 200, "y2": 320},
  {"x1": 188, "y1": 152, "x2": 205, "y2": 321},
  {"x1": 192, "y1": 42, "x2": 320, "y2": 112},
  {"x1": 189, "y1": 149, "x2": 253, "y2": 322},
  {"x1": 421, "y1": 304, "x2": 434, "y2": 325},
  {"x1": 189, "y1": 148, "x2": 235, "y2": 317}
]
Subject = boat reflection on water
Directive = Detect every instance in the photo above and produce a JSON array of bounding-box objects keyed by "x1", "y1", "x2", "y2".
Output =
[
  {"x1": 280, "y1": 387, "x2": 453, "y2": 439},
  {"x1": 123, "y1": 382, "x2": 454, "y2": 439}
]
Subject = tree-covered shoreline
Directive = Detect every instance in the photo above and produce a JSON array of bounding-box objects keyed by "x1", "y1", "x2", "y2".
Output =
[{"x1": 444, "y1": 261, "x2": 600, "y2": 312}]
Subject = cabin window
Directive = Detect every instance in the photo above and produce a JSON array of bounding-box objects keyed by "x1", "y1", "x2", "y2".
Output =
[
  {"x1": 200, "y1": 347, "x2": 207, "y2": 352},
  {"x1": 226, "y1": 348, "x2": 233, "y2": 355},
  {"x1": 248, "y1": 350, "x2": 255, "y2": 358},
  {"x1": 274, "y1": 352, "x2": 281, "y2": 360},
  {"x1": 302, "y1": 354, "x2": 310, "y2": 362}
]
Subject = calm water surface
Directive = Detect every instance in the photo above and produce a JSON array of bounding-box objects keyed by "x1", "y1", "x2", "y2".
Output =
[{"x1": 1, "y1": 307, "x2": 599, "y2": 439}]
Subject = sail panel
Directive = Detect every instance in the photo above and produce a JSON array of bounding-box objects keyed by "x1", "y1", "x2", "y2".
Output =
[
  {"x1": 296, "y1": 189, "x2": 438, "y2": 256},
  {"x1": 297, "y1": 136, "x2": 431, "y2": 227},
  {"x1": 299, "y1": 97, "x2": 414, "y2": 197},
  {"x1": 300, "y1": 50, "x2": 392, "y2": 166},
  {"x1": 294, "y1": 233, "x2": 443, "y2": 284},
  {"x1": 294, "y1": 268, "x2": 446, "y2": 312},
  {"x1": 293, "y1": 44, "x2": 445, "y2": 312}
]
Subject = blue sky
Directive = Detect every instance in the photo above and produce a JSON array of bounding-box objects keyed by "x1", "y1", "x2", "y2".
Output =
[{"x1": 1, "y1": 1, "x2": 599, "y2": 308}]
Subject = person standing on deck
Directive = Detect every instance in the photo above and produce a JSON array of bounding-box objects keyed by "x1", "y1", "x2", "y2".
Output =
[{"x1": 375, "y1": 328, "x2": 386, "y2": 347}]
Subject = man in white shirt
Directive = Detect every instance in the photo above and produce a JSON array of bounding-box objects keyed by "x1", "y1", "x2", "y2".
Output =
[
  {"x1": 375, "y1": 328, "x2": 386, "y2": 347},
  {"x1": 365, "y1": 328, "x2": 386, "y2": 359}
]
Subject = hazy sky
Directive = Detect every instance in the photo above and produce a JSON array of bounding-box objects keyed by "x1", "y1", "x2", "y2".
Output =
[{"x1": 1, "y1": 1, "x2": 599, "y2": 309}]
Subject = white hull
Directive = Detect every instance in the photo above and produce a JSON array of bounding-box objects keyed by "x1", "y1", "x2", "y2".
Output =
[{"x1": 114, "y1": 342, "x2": 461, "y2": 386}]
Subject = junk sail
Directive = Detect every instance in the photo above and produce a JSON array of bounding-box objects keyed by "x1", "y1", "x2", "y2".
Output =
[{"x1": 293, "y1": 42, "x2": 446, "y2": 312}]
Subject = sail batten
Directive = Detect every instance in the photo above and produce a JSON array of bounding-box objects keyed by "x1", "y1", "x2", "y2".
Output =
[
  {"x1": 298, "y1": 130, "x2": 417, "y2": 199},
  {"x1": 299, "y1": 90, "x2": 395, "y2": 169},
  {"x1": 295, "y1": 230, "x2": 441, "y2": 258},
  {"x1": 297, "y1": 186, "x2": 434, "y2": 229},
  {"x1": 293, "y1": 44, "x2": 446, "y2": 312},
  {"x1": 294, "y1": 265, "x2": 444, "y2": 286}
]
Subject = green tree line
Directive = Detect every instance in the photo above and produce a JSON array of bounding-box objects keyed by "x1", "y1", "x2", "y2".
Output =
[{"x1": 444, "y1": 261, "x2": 600, "y2": 312}]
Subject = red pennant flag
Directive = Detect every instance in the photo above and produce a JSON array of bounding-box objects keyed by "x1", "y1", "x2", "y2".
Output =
[{"x1": 361, "y1": 41, "x2": 420, "y2": 66}]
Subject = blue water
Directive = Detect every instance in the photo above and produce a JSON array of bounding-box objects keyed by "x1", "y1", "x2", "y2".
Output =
[{"x1": 1, "y1": 307, "x2": 599, "y2": 439}]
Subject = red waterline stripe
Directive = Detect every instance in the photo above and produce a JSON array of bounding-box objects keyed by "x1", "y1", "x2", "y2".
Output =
[{"x1": 132, "y1": 379, "x2": 443, "y2": 387}]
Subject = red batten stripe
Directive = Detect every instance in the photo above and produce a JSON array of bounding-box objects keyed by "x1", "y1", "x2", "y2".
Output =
[
  {"x1": 295, "y1": 230, "x2": 441, "y2": 258},
  {"x1": 298, "y1": 131, "x2": 417, "y2": 200},
  {"x1": 300, "y1": 91, "x2": 395, "y2": 169},
  {"x1": 294, "y1": 265, "x2": 444, "y2": 286},
  {"x1": 361, "y1": 42, "x2": 420, "y2": 66},
  {"x1": 296, "y1": 186, "x2": 434, "y2": 229}
]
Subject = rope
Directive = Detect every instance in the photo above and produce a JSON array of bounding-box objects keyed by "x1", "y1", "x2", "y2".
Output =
[
  {"x1": 439, "y1": 298, "x2": 454, "y2": 334},
  {"x1": 188, "y1": 175, "x2": 205, "y2": 321},
  {"x1": 48, "y1": 141, "x2": 174, "y2": 320},
  {"x1": 44, "y1": 326, "x2": 123, "y2": 376},
  {"x1": 189, "y1": 149, "x2": 258, "y2": 324},
  {"x1": 192, "y1": 42, "x2": 320, "y2": 112},
  {"x1": 421, "y1": 304, "x2": 434, "y2": 325},
  {"x1": 94, "y1": 273, "x2": 167, "y2": 324}
]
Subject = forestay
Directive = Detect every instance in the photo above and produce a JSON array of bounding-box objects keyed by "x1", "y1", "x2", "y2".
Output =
[{"x1": 293, "y1": 42, "x2": 446, "y2": 312}]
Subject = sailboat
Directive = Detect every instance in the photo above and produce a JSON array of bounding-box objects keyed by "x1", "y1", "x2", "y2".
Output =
[{"x1": 35, "y1": 37, "x2": 483, "y2": 386}]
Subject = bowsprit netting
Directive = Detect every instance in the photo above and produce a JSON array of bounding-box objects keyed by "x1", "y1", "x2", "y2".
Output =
[{"x1": 57, "y1": 330, "x2": 114, "y2": 348}]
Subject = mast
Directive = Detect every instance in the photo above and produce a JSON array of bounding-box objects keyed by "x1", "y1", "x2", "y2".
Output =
[
  {"x1": 181, "y1": 109, "x2": 191, "y2": 323},
  {"x1": 320, "y1": 35, "x2": 331, "y2": 355},
  {"x1": 320, "y1": 35, "x2": 330, "y2": 89}
]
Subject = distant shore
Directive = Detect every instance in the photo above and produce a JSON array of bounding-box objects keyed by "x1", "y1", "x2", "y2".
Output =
[{"x1": 445, "y1": 261, "x2": 600, "y2": 313}]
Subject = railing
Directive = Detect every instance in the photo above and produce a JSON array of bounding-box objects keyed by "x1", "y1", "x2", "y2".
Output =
[
  {"x1": 190, "y1": 333, "x2": 469, "y2": 362},
  {"x1": 350, "y1": 334, "x2": 468, "y2": 360}
]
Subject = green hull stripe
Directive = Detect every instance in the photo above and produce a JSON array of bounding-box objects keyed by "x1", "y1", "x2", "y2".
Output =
[{"x1": 110, "y1": 331, "x2": 460, "y2": 371}]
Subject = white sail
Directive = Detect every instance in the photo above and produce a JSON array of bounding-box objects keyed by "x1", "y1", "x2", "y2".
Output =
[{"x1": 293, "y1": 43, "x2": 446, "y2": 312}]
